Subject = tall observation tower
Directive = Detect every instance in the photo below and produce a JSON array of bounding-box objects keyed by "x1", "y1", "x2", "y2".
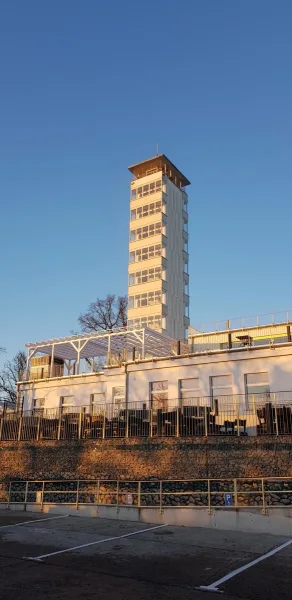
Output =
[{"x1": 127, "y1": 154, "x2": 190, "y2": 340}]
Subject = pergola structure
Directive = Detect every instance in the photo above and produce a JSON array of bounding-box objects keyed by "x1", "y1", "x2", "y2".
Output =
[{"x1": 25, "y1": 327, "x2": 178, "y2": 378}]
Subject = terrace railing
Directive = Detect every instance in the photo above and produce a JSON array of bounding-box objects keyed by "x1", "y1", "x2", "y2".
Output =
[{"x1": 1, "y1": 393, "x2": 292, "y2": 441}]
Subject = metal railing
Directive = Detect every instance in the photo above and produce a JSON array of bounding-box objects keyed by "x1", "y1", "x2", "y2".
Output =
[
  {"x1": 1, "y1": 477, "x2": 292, "y2": 514},
  {"x1": 1, "y1": 393, "x2": 292, "y2": 441},
  {"x1": 194, "y1": 310, "x2": 292, "y2": 334}
]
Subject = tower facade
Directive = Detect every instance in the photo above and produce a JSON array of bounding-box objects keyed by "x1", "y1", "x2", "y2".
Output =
[{"x1": 127, "y1": 154, "x2": 190, "y2": 340}]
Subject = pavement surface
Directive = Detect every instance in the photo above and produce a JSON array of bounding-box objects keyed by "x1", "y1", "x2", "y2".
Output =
[{"x1": 0, "y1": 510, "x2": 291, "y2": 599}]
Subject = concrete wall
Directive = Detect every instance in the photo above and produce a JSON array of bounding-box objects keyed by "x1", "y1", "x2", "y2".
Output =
[
  {"x1": 164, "y1": 176, "x2": 187, "y2": 340},
  {"x1": 21, "y1": 369, "x2": 125, "y2": 411},
  {"x1": 4, "y1": 503, "x2": 291, "y2": 537},
  {"x1": 20, "y1": 344, "x2": 292, "y2": 411}
]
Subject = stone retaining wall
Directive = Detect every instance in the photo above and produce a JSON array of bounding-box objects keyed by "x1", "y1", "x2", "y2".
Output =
[{"x1": 1, "y1": 436, "x2": 292, "y2": 482}]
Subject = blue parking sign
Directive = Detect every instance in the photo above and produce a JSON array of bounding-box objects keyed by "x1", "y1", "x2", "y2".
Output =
[{"x1": 224, "y1": 493, "x2": 233, "y2": 506}]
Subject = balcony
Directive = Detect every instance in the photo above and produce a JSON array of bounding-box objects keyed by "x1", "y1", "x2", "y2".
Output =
[
  {"x1": 183, "y1": 230, "x2": 188, "y2": 243},
  {"x1": 162, "y1": 304, "x2": 168, "y2": 317},
  {"x1": 162, "y1": 234, "x2": 167, "y2": 247},
  {"x1": 162, "y1": 280, "x2": 168, "y2": 293}
]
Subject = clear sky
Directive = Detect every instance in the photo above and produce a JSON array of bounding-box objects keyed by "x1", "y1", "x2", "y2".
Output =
[{"x1": 1, "y1": 0, "x2": 292, "y2": 363}]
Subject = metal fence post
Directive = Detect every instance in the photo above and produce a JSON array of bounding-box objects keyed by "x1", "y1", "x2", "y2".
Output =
[
  {"x1": 0, "y1": 416, "x2": 3, "y2": 442},
  {"x1": 274, "y1": 393, "x2": 279, "y2": 436},
  {"x1": 17, "y1": 415, "x2": 23, "y2": 441},
  {"x1": 261, "y1": 478, "x2": 267, "y2": 515},
  {"x1": 176, "y1": 407, "x2": 180, "y2": 437},
  {"x1": 78, "y1": 412, "x2": 83, "y2": 440},
  {"x1": 159, "y1": 481, "x2": 163, "y2": 514},
  {"x1": 236, "y1": 396, "x2": 240, "y2": 437},
  {"x1": 76, "y1": 480, "x2": 80, "y2": 510},
  {"x1": 207, "y1": 479, "x2": 211, "y2": 514},
  {"x1": 138, "y1": 481, "x2": 141, "y2": 508},
  {"x1": 150, "y1": 409, "x2": 153, "y2": 438},
  {"x1": 41, "y1": 481, "x2": 45, "y2": 512},
  {"x1": 102, "y1": 409, "x2": 106, "y2": 439},
  {"x1": 36, "y1": 416, "x2": 41, "y2": 441},
  {"x1": 7, "y1": 481, "x2": 11, "y2": 509},
  {"x1": 204, "y1": 406, "x2": 208, "y2": 437},
  {"x1": 234, "y1": 478, "x2": 238, "y2": 508},
  {"x1": 125, "y1": 408, "x2": 129, "y2": 438},
  {"x1": 117, "y1": 480, "x2": 119, "y2": 513},
  {"x1": 57, "y1": 412, "x2": 62, "y2": 441},
  {"x1": 24, "y1": 481, "x2": 29, "y2": 511},
  {"x1": 97, "y1": 479, "x2": 100, "y2": 508}
]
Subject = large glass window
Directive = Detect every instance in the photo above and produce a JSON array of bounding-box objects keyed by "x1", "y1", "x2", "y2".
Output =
[
  {"x1": 112, "y1": 387, "x2": 125, "y2": 415},
  {"x1": 130, "y1": 222, "x2": 161, "y2": 242},
  {"x1": 211, "y1": 375, "x2": 233, "y2": 405},
  {"x1": 131, "y1": 201, "x2": 162, "y2": 220},
  {"x1": 129, "y1": 243, "x2": 162, "y2": 263},
  {"x1": 128, "y1": 315, "x2": 162, "y2": 330},
  {"x1": 128, "y1": 267, "x2": 162, "y2": 286},
  {"x1": 131, "y1": 179, "x2": 162, "y2": 200},
  {"x1": 150, "y1": 381, "x2": 168, "y2": 410},
  {"x1": 60, "y1": 396, "x2": 74, "y2": 414},
  {"x1": 128, "y1": 290, "x2": 161, "y2": 309},
  {"x1": 245, "y1": 373, "x2": 270, "y2": 404},
  {"x1": 33, "y1": 398, "x2": 45, "y2": 416},
  {"x1": 90, "y1": 393, "x2": 106, "y2": 415},
  {"x1": 180, "y1": 378, "x2": 200, "y2": 404}
]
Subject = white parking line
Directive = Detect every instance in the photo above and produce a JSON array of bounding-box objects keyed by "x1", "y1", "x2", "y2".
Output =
[
  {"x1": 24, "y1": 523, "x2": 168, "y2": 561},
  {"x1": 0, "y1": 514, "x2": 69, "y2": 530},
  {"x1": 199, "y1": 537, "x2": 292, "y2": 593}
]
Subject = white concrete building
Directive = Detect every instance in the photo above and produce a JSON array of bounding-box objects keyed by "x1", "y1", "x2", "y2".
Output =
[
  {"x1": 17, "y1": 314, "x2": 292, "y2": 437},
  {"x1": 128, "y1": 154, "x2": 190, "y2": 341}
]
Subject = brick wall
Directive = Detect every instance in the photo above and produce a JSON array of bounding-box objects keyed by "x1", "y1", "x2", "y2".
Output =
[{"x1": 1, "y1": 437, "x2": 292, "y2": 482}]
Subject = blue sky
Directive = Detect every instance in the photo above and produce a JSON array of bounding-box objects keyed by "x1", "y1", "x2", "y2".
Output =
[{"x1": 1, "y1": 0, "x2": 292, "y2": 363}]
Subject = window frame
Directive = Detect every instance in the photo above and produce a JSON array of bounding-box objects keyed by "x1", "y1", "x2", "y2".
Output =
[
  {"x1": 245, "y1": 373, "x2": 270, "y2": 406},
  {"x1": 179, "y1": 378, "x2": 201, "y2": 405},
  {"x1": 131, "y1": 179, "x2": 162, "y2": 201},
  {"x1": 210, "y1": 375, "x2": 233, "y2": 410},
  {"x1": 32, "y1": 398, "x2": 45, "y2": 416},
  {"x1": 150, "y1": 380, "x2": 168, "y2": 411},
  {"x1": 60, "y1": 395, "x2": 75, "y2": 415}
]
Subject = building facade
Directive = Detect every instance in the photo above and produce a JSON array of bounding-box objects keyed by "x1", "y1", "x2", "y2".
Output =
[
  {"x1": 128, "y1": 155, "x2": 190, "y2": 341},
  {"x1": 17, "y1": 318, "x2": 292, "y2": 437}
]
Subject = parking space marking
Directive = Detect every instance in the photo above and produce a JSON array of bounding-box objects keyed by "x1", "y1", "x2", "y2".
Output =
[
  {"x1": 199, "y1": 537, "x2": 292, "y2": 593},
  {"x1": 0, "y1": 514, "x2": 69, "y2": 530},
  {"x1": 24, "y1": 523, "x2": 168, "y2": 561}
]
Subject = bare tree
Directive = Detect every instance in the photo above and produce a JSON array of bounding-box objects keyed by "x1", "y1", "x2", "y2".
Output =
[
  {"x1": 78, "y1": 294, "x2": 128, "y2": 332},
  {"x1": 0, "y1": 350, "x2": 26, "y2": 406}
]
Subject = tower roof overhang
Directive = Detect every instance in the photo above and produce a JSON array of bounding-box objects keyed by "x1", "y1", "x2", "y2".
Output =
[{"x1": 128, "y1": 154, "x2": 190, "y2": 188}]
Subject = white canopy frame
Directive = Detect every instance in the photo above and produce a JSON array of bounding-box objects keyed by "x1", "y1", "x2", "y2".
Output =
[{"x1": 25, "y1": 326, "x2": 177, "y2": 379}]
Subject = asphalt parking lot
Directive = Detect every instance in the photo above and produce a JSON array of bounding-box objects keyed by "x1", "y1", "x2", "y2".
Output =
[{"x1": 0, "y1": 510, "x2": 291, "y2": 600}]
